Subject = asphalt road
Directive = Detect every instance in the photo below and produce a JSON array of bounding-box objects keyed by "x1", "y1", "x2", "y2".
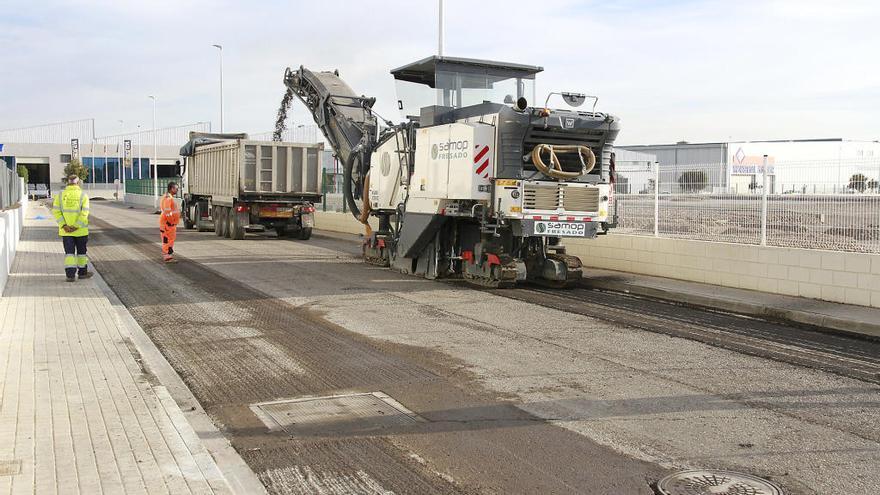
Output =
[{"x1": 86, "y1": 201, "x2": 880, "y2": 495}]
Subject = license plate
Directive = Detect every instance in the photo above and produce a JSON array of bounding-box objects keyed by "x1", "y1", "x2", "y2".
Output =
[{"x1": 534, "y1": 221, "x2": 587, "y2": 237}]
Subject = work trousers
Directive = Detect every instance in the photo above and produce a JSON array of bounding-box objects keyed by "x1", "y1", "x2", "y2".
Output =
[
  {"x1": 161, "y1": 225, "x2": 177, "y2": 260},
  {"x1": 62, "y1": 235, "x2": 88, "y2": 278}
]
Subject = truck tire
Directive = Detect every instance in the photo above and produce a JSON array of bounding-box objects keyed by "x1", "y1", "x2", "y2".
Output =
[
  {"x1": 195, "y1": 203, "x2": 210, "y2": 232},
  {"x1": 223, "y1": 207, "x2": 232, "y2": 238},
  {"x1": 230, "y1": 210, "x2": 246, "y2": 240},
  {"x1": 297, "y1": 227, "x2": 312, "y2": 240},
  {"x1": 183, "y1": 201, "x2": 195, "y2": 230},
  {"x1": 214, "y1": 206, "x2": 225, "y2": 237}
]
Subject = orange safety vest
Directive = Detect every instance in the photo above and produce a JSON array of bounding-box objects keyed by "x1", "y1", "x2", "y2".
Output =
[{"x1": 160, "y1": 193, "x2": 180, "y2": 227}]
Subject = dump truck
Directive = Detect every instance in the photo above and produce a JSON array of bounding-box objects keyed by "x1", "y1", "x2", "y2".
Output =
[
  {"x1": 179, "y1": 132, "x2": 322, "y2": 240},
  {"x1": 281, "y1": 55, "x2": 620, "y2": 287}
]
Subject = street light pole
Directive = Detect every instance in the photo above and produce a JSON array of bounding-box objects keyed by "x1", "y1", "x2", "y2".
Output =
[
  {"x1": 212, "y1": 44, "x2": 224, "y2": 132},
  {"x1": 117, "y1": 119, "x2": 124, "y2": 194},
  {"x1": 149, "y1": 95, "x2": 158, "y2": 209},
  {"x1": 137, "y1": 124, "x2": 142, "y2": 180},
  {"x1": 438, "y1": 0, "x2": 444, "y2": 56}
]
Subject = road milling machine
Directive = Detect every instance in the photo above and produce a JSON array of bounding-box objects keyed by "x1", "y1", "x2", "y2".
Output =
[{"x1": 282, "y1": 56, "x2": 620, "y2": 287}]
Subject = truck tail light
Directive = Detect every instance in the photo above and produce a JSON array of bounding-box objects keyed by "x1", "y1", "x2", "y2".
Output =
[
  {"x1": 304, "y1": 206, "x2": 315, "y2": 213},
  {"x1": 235, "y1": 204, "x2": 249, "y2": 212}
]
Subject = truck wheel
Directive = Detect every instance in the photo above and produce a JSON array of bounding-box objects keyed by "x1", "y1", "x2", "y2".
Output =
[
  {"x1": 195, "y1": 203, "x2": 210, "y2": 232},
  {"x1": 183, "y1": 201, "x2": 195, "y2": 230},
  {"x1": 230, "y1": 210, "x2": 246, "y2": 240},
  {"x1": 223, "y1": 207, "x2": 233, "y2": 238},
  {"x1": 213, "y1": 206, "x2": 224, "y2": 237},
  {"x1": 297, "y1": 227, "x2": 312, "y2": 240}
]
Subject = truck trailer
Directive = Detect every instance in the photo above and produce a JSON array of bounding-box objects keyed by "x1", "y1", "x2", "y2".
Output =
[{"x1": 179, "y1": 133, "x2": 322, "y2": 240}]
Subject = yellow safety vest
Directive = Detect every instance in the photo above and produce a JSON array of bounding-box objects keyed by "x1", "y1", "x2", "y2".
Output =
[{"x1": 51, "y1": 185, "x2": 90, "y2": 237}]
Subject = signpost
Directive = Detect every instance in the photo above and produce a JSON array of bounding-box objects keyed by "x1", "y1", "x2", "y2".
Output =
[{"x1": 123, "y1": 139, "x2": 132, "y2": 189}]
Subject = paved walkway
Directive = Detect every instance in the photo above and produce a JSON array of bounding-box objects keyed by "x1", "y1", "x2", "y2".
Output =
[{"x1": 0, "y1": 204, "x2": 259, "y2": 494}]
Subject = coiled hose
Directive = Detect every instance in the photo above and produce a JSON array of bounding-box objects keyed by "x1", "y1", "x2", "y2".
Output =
[{"x1": 530, "y1": 144, "x2": 596, "y2": 180}]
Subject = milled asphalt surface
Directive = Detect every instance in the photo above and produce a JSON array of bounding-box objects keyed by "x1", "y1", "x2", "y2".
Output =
[{"x1": 88, "y1": 201, "x2": 880, "y2": 495}]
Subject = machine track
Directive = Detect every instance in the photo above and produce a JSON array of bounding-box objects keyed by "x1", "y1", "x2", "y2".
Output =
[{"x1": 493, "y1": 285, "x2": 880, "y2": 384}]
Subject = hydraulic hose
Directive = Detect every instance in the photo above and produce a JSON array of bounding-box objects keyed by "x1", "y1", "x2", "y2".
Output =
[
  {"x1": 343, "y1": 151, "x2": 362, "y2": 219},
  {"x1": 359, "y1": 173, "x2": 373, "y2": 237},
  {"x1": 530, "y1": 144, "x2": 596, "y2": 180}
]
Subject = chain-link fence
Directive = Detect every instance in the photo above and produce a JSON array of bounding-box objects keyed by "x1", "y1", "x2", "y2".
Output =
[
  {"x1": 1, "y1": 164, "x2": 23, "y2": 210},
  {"x1": 0, "y1": 119, "x2": 95, "y2": 143},
  {"x1": 614, "y1": 158, "x2": 880, "y2": 253},
  {"x1": 250, "y1": 126, "x2": 320, "y2": 143},
  {"x1": 313, "y1": 157, "x2": 880, "y2": 254}
]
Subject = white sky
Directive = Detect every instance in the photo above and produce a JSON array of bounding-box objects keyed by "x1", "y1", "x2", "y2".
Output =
[{"x1": 1, "y1": 0, "x2": 878, "y2": 144}]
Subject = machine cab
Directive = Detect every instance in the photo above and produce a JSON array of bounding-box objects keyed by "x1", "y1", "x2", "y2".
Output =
[{"x1": 391, "y1": 55, "x2": 542, "y2": 123}]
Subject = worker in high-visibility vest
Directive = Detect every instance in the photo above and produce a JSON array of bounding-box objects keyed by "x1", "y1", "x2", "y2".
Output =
[
  {"x1": 51, "y1": 174, "x2": 93, "y2": 282},
  {"x1": 160, "y1": 182, "x2": 181, "y2": 263}
]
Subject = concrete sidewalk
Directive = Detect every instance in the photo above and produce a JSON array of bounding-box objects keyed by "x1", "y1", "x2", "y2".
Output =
[
  {"x1": 582, "y1": 267, "x2": 880, "y2": 339},
  {"x1": 0, "y1": 204, "x2": 264, "y2": 494}
]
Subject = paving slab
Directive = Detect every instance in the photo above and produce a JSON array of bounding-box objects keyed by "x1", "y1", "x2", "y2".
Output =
[{"x1": 0, "y1": 204, "x2": 265, "y2": 494}]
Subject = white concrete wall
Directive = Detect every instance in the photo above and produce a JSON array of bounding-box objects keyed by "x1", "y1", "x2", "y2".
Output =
[
  {"x1": 313, "y1": 211, "x2": 880, "y2": 308},
  {"x1": 124, "y1": 193, "x2": 158, "y2": 209},
  {"x1": 314, "y1": 211, "x2": 377, "y2": 235},
  {"x1": 565, "y1": 234, "x2": 880, "y2": 308},
  {"x1": 1, "y1": 179, "x2": 27, "y2": 294}
]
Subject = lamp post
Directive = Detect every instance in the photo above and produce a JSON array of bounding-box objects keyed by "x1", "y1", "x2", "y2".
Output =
[
  {"x1": 117, "y1": 119, "x2": 124, "y2": 191},
  {"x1": 137, "y1": 124, "x2": 142, "y2": 179},
  {"x1": 438, "y1": 0, "x2": 444, "y2": 56},
  {"x1": 149, "y1": 95, "x2": 158, "y2": 209},
  {"x1": 212, "y1": 44, "x2": 224, "y2": 132}
]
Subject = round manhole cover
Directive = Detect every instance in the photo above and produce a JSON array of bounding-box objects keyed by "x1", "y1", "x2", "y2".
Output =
[{"x1": 656, "y1": 470, "x2": 784, "y2": 495}]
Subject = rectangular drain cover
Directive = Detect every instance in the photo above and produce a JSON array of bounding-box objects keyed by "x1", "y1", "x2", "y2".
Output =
[
  {"x1": 0, "y1": 460, "x2": 21, "y2": 477},
  {"x1": 251, "y1": 392, "x2": 424, "y2": 436}
]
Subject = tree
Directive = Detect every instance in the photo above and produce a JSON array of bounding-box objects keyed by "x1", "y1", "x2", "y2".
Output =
[
  {"x1": 16, "y1": 165, "x2": 28, "y2": 184},
  {"x1": 63, "y1": 158, "x2": 89, "y2": 184},
  {"x1": 678, "y1": 170, "x2": 708, "y2": 192},
  {"x1": 848, "y1": 173, "x2": 868, "y2": 193},
  {"x1": 866, "y1": 178, "x2": 879, "y2": 193}
]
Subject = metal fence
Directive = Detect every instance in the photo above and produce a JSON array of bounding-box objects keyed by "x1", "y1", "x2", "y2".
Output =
[
  {"x1": 614, "y1": 158, "x2": 880, "y2": 253},
  {"x1": 1, "y1": 164, "x2": 23, "y2": 210},
  {"x1": 0, "y1": 119, "x2": 95, "y2": 144},
  {"x1": 314, "y1": 158, "x2": 880, "y2": 254},
  {"x1": 250, "y1": 125, "x2": 320, "y2": 143},
  {"x1": 124, "y1": 178, "x2": 181, "y2": 198},
  {"x1": 96, "y1": 122, "x2": 212, "y2": 148}
]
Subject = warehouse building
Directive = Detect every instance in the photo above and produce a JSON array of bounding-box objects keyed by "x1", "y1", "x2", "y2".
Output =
[
  {"x1": 619, "y1": 138, "x2": 880, "y2": 194},
  {"x1": 0, "y1": 119, "x2": 211, "y2": 197},
  {"x1": 1, "y1": 120, "x2": 331, "y2": 198}
]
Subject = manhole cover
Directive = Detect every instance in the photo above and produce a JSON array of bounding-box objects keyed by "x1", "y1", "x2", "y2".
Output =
[
  {"x1": 0, "y1": 460, "x2": 21, "y2": 477},
  {"x1": 656, "y1": 470, "x2": 784, "y2": 495},
  {"x1": 251, "y1": 392, "x2": 424, "y2": 436}
]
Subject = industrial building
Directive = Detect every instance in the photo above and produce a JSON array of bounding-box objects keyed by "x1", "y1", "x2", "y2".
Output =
[
  {"x1": 619, "y1": 138, "x2": 880, "y2": 194},
  {"x1": 0, "y1": 120, "x2": 211, "y2": 197},
  {"x1": 0, "y1": 120, "x2": 331, "y2": 198}
]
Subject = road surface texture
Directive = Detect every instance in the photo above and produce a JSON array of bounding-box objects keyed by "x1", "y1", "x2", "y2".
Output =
[{"x1": 87, "y1": 202, "x2": 879, "y2": 495}]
